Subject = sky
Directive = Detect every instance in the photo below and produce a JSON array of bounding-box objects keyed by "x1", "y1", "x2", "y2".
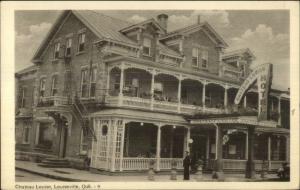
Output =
[{"x1": 15, "y1": 10, "x2": 290, "y2": 90}]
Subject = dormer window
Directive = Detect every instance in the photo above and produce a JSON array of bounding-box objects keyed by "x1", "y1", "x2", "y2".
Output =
[
  {"x1": 65, "y1": 38, "x2": 72, "y2": 56},
  {"x1": 192, "y1": 48, "x2": 199, "y2": 67},
  {"x1": 54, "y1": 42, "x2": 60, "y2": 59},
  {"x1": 78, "y1": 33, "x2": 86, "y2": 52},
  {"x1": 39, "y1": 78, "x2": 46, "y2": 97},
  {"x1": 201, "y1": 50, "x2": 208, "y2": 68},
  {"x1": 143, "y1": 38, "x2": 151, "y2": 56},
  {"x1": 51, "y1": 75, "x2": 58, "y2": 96}
]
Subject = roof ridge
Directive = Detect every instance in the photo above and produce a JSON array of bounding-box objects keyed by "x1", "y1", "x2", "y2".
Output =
[{"x1": 89, "y1": 10, "x2": 133, "y2": 26}]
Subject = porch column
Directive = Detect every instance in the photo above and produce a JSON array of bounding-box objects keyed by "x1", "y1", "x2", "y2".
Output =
[
  {"x1": 223, "y1": 85, "x2": 228, "y2": 109},
  {"x1": 118, "y1": 64, "x2": 124, "y2": 106},
  {"x1": 106, "y1": 67, "x2": 110, "y2": 96},
  {"x1": 35, "y1": 123, "x2": 40, "y2": 145},
  {"x1": 277, "y1": 97, "x2": 281, "y2": 125},
  {"x1": 268, "y1": 135, "x2": 271, "y2": 170},
  {"x1": 202, "y1": 81, "x2": 206, "y2": 109},
  {"x1": 170, "y1": 127, "x2": 174, "y2": 157},
  {"x1": 156, "y1": 125, "x2": 162, "y2": 171},
  {"x1": 285, "y1": 135, "x2": 290, "y2": 162},
  {"x1": 245, "y1": 131, "x2": 248, "y2": 159},
  {"x1": 119, "y1": 122, "x2": 126, "y2": 171},
  {"x1": 177, "y1": 76, "x2": 182, "y2": 113},
  {"x1": 245, "y1": 126, "x2": 255, "y2": 179},
  {"x1": 110, "y1": 120, "x2": 117, "y2": 172},
  {"x1": 186, "y1": 127, "x2": 191, "y2": 152},
  {"x1": 213, "y1": 124, "x2": 224, "y2": 180},
  {"x1": 150, "y1": 70, "x2": 155, "y2": 110},
  {"x1": 243, "y1": 95, "x2": 247, "y2": 108},
  {"x1": 206, "y1": 131, "x2": 210, "y2": 160}
]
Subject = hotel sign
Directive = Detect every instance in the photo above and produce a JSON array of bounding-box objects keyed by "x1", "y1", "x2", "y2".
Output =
[{"x1": 234, "y1": 63, "x2": 273, "y2": 121}]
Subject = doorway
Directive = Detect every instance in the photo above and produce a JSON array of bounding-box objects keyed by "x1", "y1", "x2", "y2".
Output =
[
  {"x1": 190, "y1": 134, "x2": 207, "y2": 168},
  {"x1": 58, "y1": 119, "x2": 68, "y2": 158}
]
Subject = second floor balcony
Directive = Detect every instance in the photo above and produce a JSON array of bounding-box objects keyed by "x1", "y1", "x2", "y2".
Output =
[
  {"x1": 105, "y1": 62, "x2": 260, "y2": 115},
  {"x1": 37, "y1": 96, "x2": 71, "y2": 107}
]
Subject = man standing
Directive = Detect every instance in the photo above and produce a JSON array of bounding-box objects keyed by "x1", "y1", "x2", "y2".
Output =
[{"x1": 183, "y1": 151, "x2": 191, "y2": 180}]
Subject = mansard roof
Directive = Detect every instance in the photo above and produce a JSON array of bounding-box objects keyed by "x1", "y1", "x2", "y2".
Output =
[{"x1": 159, "y1": 22, "x2": 228, "y2": 48}]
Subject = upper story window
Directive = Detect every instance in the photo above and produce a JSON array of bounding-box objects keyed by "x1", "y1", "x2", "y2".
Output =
[
  {"x1": 65, "y1": 38, "x2": 72, "y2": 57},
  {"x1": 51, "y1": 75, "x2": 58, "y2": 96},
  {"x1": 81, "y1": 69, "x2": 89, "y2": 98},
  {"x1": 201, "y1": 50, "x2": 208, "y2": 68},
  {"x1": 143, "y1": 38, "x2": 151, "y2": 56},
  {"x1": 22, "y1": 124, "x2": 30, "y2": 144},
  {"x1": 19, "y1": 87, "x2": 26, "y2": 108},
  {"x1": 240, "y1": 63, "x2": 246, "y2": 77},
  {"x1": 54, "y1": 42, "x2": 60, "y2": 59},
  {"x1": 192, "y1": 48, "x2": 209, "y2": 68},
  {"x1": 90, "y1": 67, "x2": 97, "y2": 98},
  {"x1": 39, "y1": 78, "x2": 46, "y2": 97},
  {"x1": 78, "y1": 33, "x2": 86, "y2": 52},
  {"x1": 192, "y1": 48, "x2": 199, "y2": 67}
]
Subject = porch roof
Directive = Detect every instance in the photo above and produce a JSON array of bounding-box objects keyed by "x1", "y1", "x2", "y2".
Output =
[
  {"x1": 189, "y1": 116, "x2": 279, "y2": 128},
  {"x1": 91, "y1": 108, "x2": 188, "y2": 126}
]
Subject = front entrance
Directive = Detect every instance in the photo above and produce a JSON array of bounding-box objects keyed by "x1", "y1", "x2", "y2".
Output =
[
  {"x1": 190, "y1": 134, "x2": 207, "y2": 171},
  {"x1": 58, "y1": 125, "x2": 68, "y2": 158}
]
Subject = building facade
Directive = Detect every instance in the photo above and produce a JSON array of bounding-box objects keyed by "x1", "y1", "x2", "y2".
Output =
[{"x1": 15, "y1": 10, "x2": 290, "y2": 175}]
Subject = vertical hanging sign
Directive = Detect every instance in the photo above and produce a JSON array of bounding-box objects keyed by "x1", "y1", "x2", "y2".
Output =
[{"x1": 234, "y1": 63, "x2": 272, "y2": 121}]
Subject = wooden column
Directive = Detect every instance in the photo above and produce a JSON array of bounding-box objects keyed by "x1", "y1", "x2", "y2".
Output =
[
  {"x1": 202, "y1": 82, "x2": 206, "y2": 109},
  {"x1": 156, "y1": 125, "x2": 162, "y2": 171},
  {"x1": 186, "y1": 127, "x2": 191, "y2": 152},
  {"x1": 119, "y1": 122, "x2": 126, "y2": 171},
  {"x1": 245, "y1": 126, "x2": 256, "y2": 178},
  {"x1": 206, "y1": 131, "x2": 210, "y2": 160},
  {"x1": 212, "y1": 124, "x2": 224, "y2": 180},
  {"x1": 245, "y1": 131, "x2": 248, "y2": 159},
  {"x1": 277, "y1": 97, "x2": 281, "y2": 125},
  {"x1": 150, "y1": 70, "x2": 155, "y2": 110},
  {"x1": 106, "y1": 67, "x2": 110, "y2": 96},
  {"x1": 268, "y1": 135, "x2": 272, "y2": 170},
  {"x1": 177, "y1": 77, "x2": 182, "y2": 113},
  {"x1": 35, "y1": 123, "x2": 40, "y2": 145},
  {"x1": 170, "y1": 127, "x2": 174, "y2": 158},
  {"x1": 224, "y1": 85, "x2": 228, "y2": 109},
  {"x1": 118, "y1": 64, "x2": 124, "y2": 106},
  {"x1": 110, "y1": 120, "x2": 117, "y2": 172}
]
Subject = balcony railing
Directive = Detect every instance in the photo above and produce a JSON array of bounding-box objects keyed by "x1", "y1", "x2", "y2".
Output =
[
  {"x1": 37, "y1": 96, "x2": 71, "y2": 107},
  {"x1": 106, "y1": 95, "x2": 227, "y2": 115}
]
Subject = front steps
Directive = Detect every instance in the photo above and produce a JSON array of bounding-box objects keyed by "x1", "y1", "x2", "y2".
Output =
[{"x1": 38, "y1": 158, "x2": 70, "y2": 168}]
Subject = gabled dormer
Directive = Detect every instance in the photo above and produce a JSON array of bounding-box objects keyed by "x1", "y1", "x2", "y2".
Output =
[
  {"x1": 222, "y1": 48, "x2": 256, "y2": 80},
  {"x1": 159, "y1": 20, "x2": 228, "y2": 75}
]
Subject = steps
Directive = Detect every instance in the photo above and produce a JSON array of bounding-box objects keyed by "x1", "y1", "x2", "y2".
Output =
[{"x1": 38, "y1": 158, "x2": 70, "y2": 168}]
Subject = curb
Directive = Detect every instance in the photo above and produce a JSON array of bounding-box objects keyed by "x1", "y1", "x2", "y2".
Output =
[{"x1": 16, "y1": 167, "x2": 88, "y2": 182}]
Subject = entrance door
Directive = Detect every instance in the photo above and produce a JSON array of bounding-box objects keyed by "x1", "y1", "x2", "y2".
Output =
[
  {"x1": 58, "y1": 125, "x2": 68, "y2": 158},
  {"x1": 191, "y1": 135, "x2": 207, "y2": 167}
]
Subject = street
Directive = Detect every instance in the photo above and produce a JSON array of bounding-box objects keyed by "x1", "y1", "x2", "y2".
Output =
[{"x1": 16, "y1": 169, "x2": 62, "y2": 182}]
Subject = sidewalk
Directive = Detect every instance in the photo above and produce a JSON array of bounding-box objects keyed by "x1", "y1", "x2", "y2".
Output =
[{"x1": 16, "y1": 160, "x2": 278, "y2": 182}]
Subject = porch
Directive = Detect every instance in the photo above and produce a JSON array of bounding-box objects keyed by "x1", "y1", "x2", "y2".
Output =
[{"x1": 90, "y1": 114, "x2": 289, "y2": 173}]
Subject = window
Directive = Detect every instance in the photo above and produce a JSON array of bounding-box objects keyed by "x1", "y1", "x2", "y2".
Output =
[
  {"x1": 102, "y1": 125, "x2": 108, "y2": 136},
  {"x1": 54, "y1": 42, "x2": 60, "y2": 59},
  {"x1": 19, "y1": 87, "x2": 26, "y2": 108},
  {"x1": 201, "y1": 50, "x2": 208, "y2": 68},
  {"x1": 90, "y1": 67, "x2": 97, "y2": 97},
  {"x1": 51, "y1": 75, "x2": 58, "y2": 96},
  {"x1": 81, "y1": 69, "x2": 89, "y2": 98},
  {"x1": 143, "y1": 38, "x2": 151, "y2": 56},
  {"x1": 22, "y1": 124, "x2": 30, "y2": 144},
  {"x1": 65, "y1": 38, "x2": 72, "y2": 56},
  {"x1": 39, "y1": 78, "x2": 46, "y2": 97},
  {"x1": 192, "y1": 48, "x2": 199, "y2": 67},
  {"x1": 240, "y1": 62, "x2": 246, "y2": 77},
  {"x1": 78, "y1": 33, "x2": 86, "y2": 52}
]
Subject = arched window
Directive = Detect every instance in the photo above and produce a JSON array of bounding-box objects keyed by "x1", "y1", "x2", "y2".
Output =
[{"x1": 51, "y1": 75, "x2": 58, "y2": 96}]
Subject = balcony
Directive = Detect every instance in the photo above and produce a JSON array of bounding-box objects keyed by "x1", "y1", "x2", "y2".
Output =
[
  {"x1": 106, "y1": 94, "x2": 227, "y2": 115},
  {"x1": 37, "y1": 96, "x2": 71, "y2": 107}
]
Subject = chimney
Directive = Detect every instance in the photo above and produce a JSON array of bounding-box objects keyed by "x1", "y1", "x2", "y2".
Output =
[{"x1": 157, "y1": 13, "x2": 168, "y2": 32}]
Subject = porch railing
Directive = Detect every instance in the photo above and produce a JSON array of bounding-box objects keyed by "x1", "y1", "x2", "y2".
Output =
[
  {"x1": 122, "y1": 157, "x2": 155, "y2": 171},
  {"x1": 223, "y1": 159, "x2": 247, "y2": 170},
  {"x1": 106, "y1": 95, "x2": 226, "y2": 115},
  {"x1": 37, "y1": 96, "x2": 70, "y2": 107},
  {"x1": 160, "y1": 158, "x2": 183, "y2": 170}
]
